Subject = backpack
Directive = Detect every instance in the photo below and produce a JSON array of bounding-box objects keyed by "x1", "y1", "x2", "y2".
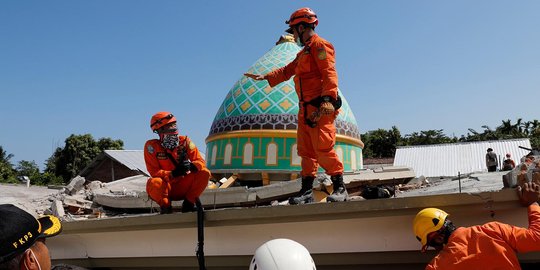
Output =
[{"x1": 361, "y1": 185, "x2": 395, "y2": 199}]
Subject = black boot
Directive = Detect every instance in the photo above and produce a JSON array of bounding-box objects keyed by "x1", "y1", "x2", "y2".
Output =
[
  {"x1": 181, "y1": 199, "x2": 196, "y2": 213},
  {"x1": 289, "y1": 176, "x2": 315, "y2": 205},
  {"x1": 327, "y1": 174, "x2": 348, "y2": 202},
  {"x1": 160, "y1": 205, "x2": 173, "y2": 214}
]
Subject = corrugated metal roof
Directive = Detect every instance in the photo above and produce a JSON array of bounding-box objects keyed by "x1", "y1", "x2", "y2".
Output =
[
  {"x1": 104, "y1": 150, "x2": 149, "y2": 176},
  {"x1": 393, "y1": 138, "x2": 531, "y2": 177}
]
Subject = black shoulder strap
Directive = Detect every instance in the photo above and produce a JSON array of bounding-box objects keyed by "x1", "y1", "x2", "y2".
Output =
[
  {"x1": 164, "y1": 137, "x2": 189, "y2": 166},
  {"x1": 165, "y1": 152, "x2": 179, "y2": 167}
]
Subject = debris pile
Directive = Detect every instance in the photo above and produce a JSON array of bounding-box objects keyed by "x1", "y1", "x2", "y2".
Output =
[
  {"x1": 503, "y1": 154, "x2": 540, "y2": 188},
  {"x1": 3, "y1": 166, "x2": 417, "y2": 221}
]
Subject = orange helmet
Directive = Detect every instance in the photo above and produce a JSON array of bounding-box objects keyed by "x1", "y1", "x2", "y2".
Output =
[
  {"x1": 286, "y1": 7, "x2": 318, "y2": 27},
  {"x1": 150, "y1": 112, "x2": 177, "y2": 132}
]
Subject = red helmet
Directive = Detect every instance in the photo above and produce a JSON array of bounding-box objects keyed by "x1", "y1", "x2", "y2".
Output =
[
  {"x1": 150, "y1": 112, "x2": 177, "y2": 132},
  {"x1": 286, "y1": 7, "x2": 318, "y2": 27}
]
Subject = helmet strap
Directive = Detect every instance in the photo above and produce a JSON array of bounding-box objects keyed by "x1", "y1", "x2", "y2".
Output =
[
  {"x1": 295, "y1": 25, "x2": 305, "y2": 46},
  {"x1": 424, "y1": 219, "x2": 456, "y2": 252}
]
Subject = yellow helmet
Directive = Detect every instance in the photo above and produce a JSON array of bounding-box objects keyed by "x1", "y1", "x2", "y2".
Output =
[{"x1": 413, "y1": 208, "x2": 449, "y2": 248}]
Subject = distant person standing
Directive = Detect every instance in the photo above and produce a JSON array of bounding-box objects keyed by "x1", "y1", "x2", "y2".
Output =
[
  {"x1": 486, "y1": 148, "x2": 498, "y2": 172},
  {"x1": 502, "y1": 153, "x2": 516, "y2": 171}
]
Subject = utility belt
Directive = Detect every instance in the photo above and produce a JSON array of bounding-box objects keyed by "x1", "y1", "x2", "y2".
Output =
[{"x1": 302, "y1": 95, "x2": 342, "y2": 128}]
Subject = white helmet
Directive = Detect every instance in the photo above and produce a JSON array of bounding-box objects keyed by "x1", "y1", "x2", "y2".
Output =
[{"x1": 249, "y1": 238, "x2": 316, "y2": 270}]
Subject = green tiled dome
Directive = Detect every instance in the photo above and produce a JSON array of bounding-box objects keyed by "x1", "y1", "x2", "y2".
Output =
[{"x1": 206, "y1": 35, "x2": 363, "y2": 179}]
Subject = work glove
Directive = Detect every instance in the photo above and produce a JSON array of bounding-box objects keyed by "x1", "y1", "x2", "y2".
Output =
[
  {"x1": 319, "y1": 96, "x2": 335, "y2": 115},
  {"x1": 189, "y1": 162, "x2": 198, "y2": 173},
  {"x1": 307, "y1": 110, "x2": 321, "y2": 125},
  {"x1": 171, "y1": 160, "x2": 191, "y2": 178}
]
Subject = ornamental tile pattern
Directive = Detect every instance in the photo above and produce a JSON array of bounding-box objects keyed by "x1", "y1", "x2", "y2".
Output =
[
  {"x1": 210, "y1": 40, "x2": 359, "y2": 136},
  {"x1": 206, "y1": 36, "x2": 363, "y2": 172}
]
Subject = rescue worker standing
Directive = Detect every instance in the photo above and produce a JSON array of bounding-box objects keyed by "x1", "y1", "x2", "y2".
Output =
[
  {"x1": 144, "y1": 112, "x2": 210, "y2": 214},
  {"x1": 412, "y1": 182, "x2": 540, "y2": 270},
  {"x1": 245, "y1": 7, "x2": 346, "y2": 204},
  {"x1": 486, "y1": 148, "x2": 498, "y2": 172}
]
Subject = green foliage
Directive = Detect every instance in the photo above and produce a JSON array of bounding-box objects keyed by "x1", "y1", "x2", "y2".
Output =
[
  {"x1": 361, "y1": 119, "x2": 539, "y2": 158},
  {"x1": 0, "y1": 146, "x2": 16, "y2": 183},
  {"x1": 403, "y1": 129, "x2": 458, "y2": 146},
  {"x1": 463, "y1": 119, "x2": 539, "y2": 145},
  {"x1": 15, "y1": 160, "x2": 41, "y2": 184},
  {"x1": 40, "y1": 172, "x2": 64, "y2": 186},
  {"x1": 362, "y1": 126, "x2": 402, "y2": 158},
  {"x1": 45, "y1": 134, "x2": 124, "y2": 183}
]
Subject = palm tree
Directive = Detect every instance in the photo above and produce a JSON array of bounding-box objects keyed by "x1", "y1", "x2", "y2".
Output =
[
  {"x1": 530, "y1": 120, "x2": 540, "y2": 136},
  {"x1": 0, "y1": 146, "x2": 14, "y2": 167},
  {"x1": 497, "y1": 119, "x2": 514, "y2": 139},
  {"x1": 514, "y1": 118, "x2": 524, "y2": 136},
  {"x1": 0, "y1": 146, "x2": 15, "y2": 180}
]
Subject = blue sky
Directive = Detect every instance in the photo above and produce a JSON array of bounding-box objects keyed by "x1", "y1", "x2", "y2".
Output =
[{"x1": 1, "y1": 1, "x2": 539, "y2": 169}]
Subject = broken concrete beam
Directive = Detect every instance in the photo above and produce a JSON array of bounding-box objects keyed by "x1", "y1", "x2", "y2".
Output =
[
  {"x1": 253, "y1": 180, "x2": 299, "y2": 201},
  {"x1": 63, "y1": 196, "x2": 94, "y2": 210},
  {"x1": 51, "y1": 200, "x2": 65, "y2": 218},
  {"x1": 64, "y1": 176, "x2": 86, "y2": 195},
  {"x1": 352, "y1": 169, "x2": 415, "y2": 182},
  {"x1": 200, "y1": 186, "x2": 256, "y2": 207},
  {"x1": 86, "y1": 181, "x2": 103, "y2": 191},
  {"x1": 92, "y1": 191, "x2": 154, "y2": 209},
  {"x1": 381, "y1": 166, "x2": 411, "y2": 172}
]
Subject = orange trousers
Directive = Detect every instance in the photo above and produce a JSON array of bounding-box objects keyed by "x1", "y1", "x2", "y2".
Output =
[
  {"x1": 297, "y1": 110, "x2": 344, "y2": 177},
  {"x1": 146, "y1": 168, "x2": 210, "y2": 207}
]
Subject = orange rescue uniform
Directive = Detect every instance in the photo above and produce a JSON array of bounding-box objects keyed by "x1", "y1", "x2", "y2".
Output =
[
  {"x1": 144, "y1": 135, "x2": 210, "y2": 208},
  {"x1": 426, "y1": 204, "x2": 540, "y2": 270},
  {"x1": 265, "y1": 34, "x2": 343, "y2": 177}
]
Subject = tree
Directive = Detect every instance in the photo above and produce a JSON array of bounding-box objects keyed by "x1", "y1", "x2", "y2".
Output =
[
  {"x1": 15, "y1": 160, "x2": 41, "y2": 185},
  {"x1": 0, "y1": 146, "x2": 16, "y2": 183},
  {"x1": 464, "y1": 125, "x2": 499, "y2": 141},
  {"x1": 403, "y1": 129, "x2": 457, "y2": 146},
  {"x1": 528, "y1": 120, "x2": 540, "y2": 149},
  {"x1": 45, "y1": 134, "x2": 124, "y2": 183},
  {"x1": 362, "y1": 126, "x2": 402, "y2": 158}
]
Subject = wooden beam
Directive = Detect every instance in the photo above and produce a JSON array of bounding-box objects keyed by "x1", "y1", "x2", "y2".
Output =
[
  {"x1": 261, "y1": 172, "x2": 270, "y2": 186},
  {"x1": 219, "y1": 174, "x2": 238, "y2": 188}
]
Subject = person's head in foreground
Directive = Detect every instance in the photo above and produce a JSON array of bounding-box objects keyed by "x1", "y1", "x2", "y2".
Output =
[
  {"x1": 249, "y1": 238, "x2": 316, "y2": 270},
  {"x1": 0, "y1": 204, "x2": 62, "y2": 270}
]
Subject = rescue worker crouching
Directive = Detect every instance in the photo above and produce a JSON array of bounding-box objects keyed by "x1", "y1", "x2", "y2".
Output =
[
  {"x1": 144, "y1": 112, "x2": 211, "y2": 214},
  {"x1": 245, "y1": 7, "x2": 347, "y2": 204}
]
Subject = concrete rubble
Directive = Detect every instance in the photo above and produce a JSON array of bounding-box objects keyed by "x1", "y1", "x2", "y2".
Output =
[{"x1": 3, "y1": 158, "x2": 539, "y2": 221}]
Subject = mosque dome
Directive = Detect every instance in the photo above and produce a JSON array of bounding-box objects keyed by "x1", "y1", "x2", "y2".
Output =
[{"x1": 206, "y1": 35, "x2": 363, "y2": 183}]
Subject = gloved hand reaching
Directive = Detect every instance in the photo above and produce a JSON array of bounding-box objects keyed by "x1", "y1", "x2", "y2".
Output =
[{"x1": 171, "y1": 160, "x2": 192, "y2": 177}]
